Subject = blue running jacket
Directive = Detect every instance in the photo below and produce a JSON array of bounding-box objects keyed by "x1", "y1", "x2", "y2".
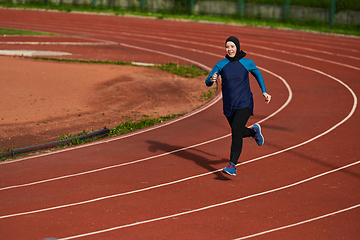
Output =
[{"x1": 205, "y1": 58, "x2": 266, "y2": 117}]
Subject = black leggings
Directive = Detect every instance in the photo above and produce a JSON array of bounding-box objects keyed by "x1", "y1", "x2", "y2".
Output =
[{"x1": 226, "y1": 107, "x2": 256, "y2": 165}]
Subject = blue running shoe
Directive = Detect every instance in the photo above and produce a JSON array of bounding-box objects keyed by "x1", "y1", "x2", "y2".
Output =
[
  {"x1": 253, "y1": 123, "x2": 264, "y2": 146},
  {"x1": 222, "y1": 162, "x2": 236, "y2": 176}
]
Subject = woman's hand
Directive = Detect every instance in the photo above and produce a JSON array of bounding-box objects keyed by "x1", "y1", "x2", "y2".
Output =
[
  {"x1": 211, "y1": 72, "x2": 218, "y2": 82},
  {"x1": 263, "y1": 92, "x2": 271, "y2": 104}
]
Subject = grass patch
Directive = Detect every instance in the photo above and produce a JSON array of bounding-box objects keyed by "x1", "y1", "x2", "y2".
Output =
[
  {"x1": 108, "y1": 114, "x2": 181, "y2": 136},
  {"x1": 167, "y1": 13, "x2": 360, "y2": 36},
  {"x1": 155, "y1": 62, "x2": 208, "y2": 78},
  {"x1": 32, "y1": 57, "x2": 133, "y2": 66},
  {"x1": 0, "y1": 2, "x2": 359, "y2": 36},
  {"x1": 54, "y1": 114, "x2": 182, "y2": 142},
  {"x1": 0, "y1": 27, "x2": 54, "y2": 36},
  {"x1": 1, "y1": 114, "x2": 182, "y2": 161},
  {"x1": 200, "y1": 88, "x2": 216, "y2": 102},
  {"x1": 31, "y1": 58, "x2": 209, "y2": 78}
]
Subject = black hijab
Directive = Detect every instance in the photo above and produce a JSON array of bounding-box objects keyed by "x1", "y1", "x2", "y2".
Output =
[{"x1": 225, "y1": 36, "x2": 246, "y2": 61}]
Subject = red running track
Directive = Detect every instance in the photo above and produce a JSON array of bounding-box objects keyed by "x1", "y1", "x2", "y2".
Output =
[{"x1": 0, "y1": 8, "x2": 359, "y2": 240}]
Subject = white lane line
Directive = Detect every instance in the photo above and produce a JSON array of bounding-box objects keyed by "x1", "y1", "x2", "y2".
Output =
[
  {"x1": 266, "y1": 41, "x2": 360, "y2": 61},
  {"x1": 0, "y1": 135, "x2": 229, "y2": 192},
  {"x1": 234, "y1": 204, "x2": 360, "y2": 240},
  {"x1": 111, "y1": 32, "x2": 360, "y2": 70},
  {"x1": 0, "y1": 50, "x2": 72, "y2": 56},
  {"x1": 0, "y1": 41, "x2": 114, "y2": 45},
  {"x1": 240, "y1": 38, "x2": 360, "y2": 61},
  {"x1": 245, "y1": 43, "x2": 360, "y2": 71},
  {"x1": 56, "y1": 160, "x2": 360, "y2": 239}
]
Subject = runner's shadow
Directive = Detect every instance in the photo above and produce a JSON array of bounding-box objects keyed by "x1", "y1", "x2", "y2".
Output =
[{"x1": 146, "y1": 140, "x2": 231, "y2": 180}]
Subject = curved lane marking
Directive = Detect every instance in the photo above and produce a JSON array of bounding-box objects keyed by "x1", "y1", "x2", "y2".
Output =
[
  {"x1": 56, "y1": 160, "x2": 360, "y2": 239},
  {"x1": 233, "y1": 204, "x2": 360, "y2": 240},
  {"x1": 245, "y1": 43, "x2": 360, "y2": 71},
  {"x1": 250, "y1": 40, "x2": 360, "y2": 61},
  {"x1": 112, "y1": 32, "x2": 360, "y2": 70},
  {"x1": 0, "y1": 42, "x2": 114, "y2": 45}
]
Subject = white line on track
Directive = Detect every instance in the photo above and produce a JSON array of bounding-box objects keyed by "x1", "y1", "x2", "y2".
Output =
[
  {"x1": 0, "y1": 134, "x2": 229, "y2": 192},
  {"x1": 245, "y1": 43, "x2": 360, "y2": 71},
  {"x1": 108, "y1": 31, "x2": 360, "y2": 70},
  {"x1": 260, "y1": 41, "x2": 360, "y2": 61},
  {"x1": 233, "y1": 203, "x2": 360, "y2": 239},
  {"x1": 0, "y1": 50, "x2": 72, "y2": 56},
  {"x1": 56, "y1": 160, "x2": 360, "y2": 239},
  {"x1": 0, "y1": 41, "x2": 114, "y2": 45}
]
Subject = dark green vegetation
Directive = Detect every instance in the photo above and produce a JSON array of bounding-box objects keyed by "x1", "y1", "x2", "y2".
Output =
[
  {"x1": 0, "y1": 27, "x2": 53, "y2": 35},
  {"x1": 31, "y1": 58, "x2": 208, "y2": 78},
  {"x1": 237, "y1": 0, "x2": 360, "y2": 12},
  {"x1": 0, "y1": 0, "x2": 359, "y2": 36},
  {"x1": 107, "y1": 114, "x2": 182, "y2": 137},
  {"x1": 0, "y1": 114, "x2": 183, "y2": 160},
  {"x1": 54, "y1": 114, "x2": 182, "y2": 144},
  {"x1": 155, "y1": 62, "x2": 208, "y2": 78}
]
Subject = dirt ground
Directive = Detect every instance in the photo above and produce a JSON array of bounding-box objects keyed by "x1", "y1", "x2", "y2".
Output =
[{"x1": 0, "y1": 56, "x2": 212, "y2": 151}]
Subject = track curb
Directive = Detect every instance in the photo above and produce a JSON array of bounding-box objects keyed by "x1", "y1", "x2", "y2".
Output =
[{"x1": 0, "y1": 127, "x2": 109, "y2": 160}]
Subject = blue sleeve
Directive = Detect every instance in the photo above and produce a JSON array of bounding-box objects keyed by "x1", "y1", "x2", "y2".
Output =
[
  {"x1": 240, "y1": 58, "x2": 267, "y2": 93},
  {"x1": 205, "y1": 59, "x2": 229, "y2": 87}
]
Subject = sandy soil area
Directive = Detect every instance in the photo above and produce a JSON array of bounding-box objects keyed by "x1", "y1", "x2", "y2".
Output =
[{"x1": 0, "y1": 56, "x2": 211, "y2": 151}]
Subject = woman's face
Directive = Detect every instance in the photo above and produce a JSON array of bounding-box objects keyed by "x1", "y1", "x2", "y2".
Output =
[{"x1": 225, "y1": 41, "x2": 237, "y2": 58}]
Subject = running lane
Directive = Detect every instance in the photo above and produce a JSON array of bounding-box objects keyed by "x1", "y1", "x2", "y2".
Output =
[{"x1": 0, "y1": 9, "x2": 359, "y2": 240}]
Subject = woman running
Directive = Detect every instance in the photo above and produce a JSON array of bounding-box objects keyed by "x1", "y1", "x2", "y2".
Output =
[{"x1": 205, "y1": 36, "x2": 271, "y2": 176}]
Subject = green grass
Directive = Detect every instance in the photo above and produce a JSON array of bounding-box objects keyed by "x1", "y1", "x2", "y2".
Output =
[
  {"x1": 53, "y1": 114, "x2": 182, "y2": 144},
  {"x1": 0, "y1": 27, "x2": 54, "y2": 35},
  {"x1": 32, "y1": 57, "x2": 133, "y2": 66},
  {"x1": 0, "y1": 1, "x2": 359, "y2": 36},
  {"x1": 232, "y1": 0, "x2": 360, "y2": 12},
  {"x1": 0, "y1": 114, "x2": 182, "y2": 160},
  {"x1": 200, "y1": 89, "x2": 216, "y2": 102},
  {"x1": 108, "y1": 114, "x2": 181, "y2": 136},
  {"x1": 31, "y1": 58, "x2": 209, "y2": 78},
  {"x1": 150, "y1": 13, "x2": 359, "y2": 36},
  {"x1": 155, "y1": 62, "x2": 208, "y2": 78}
]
